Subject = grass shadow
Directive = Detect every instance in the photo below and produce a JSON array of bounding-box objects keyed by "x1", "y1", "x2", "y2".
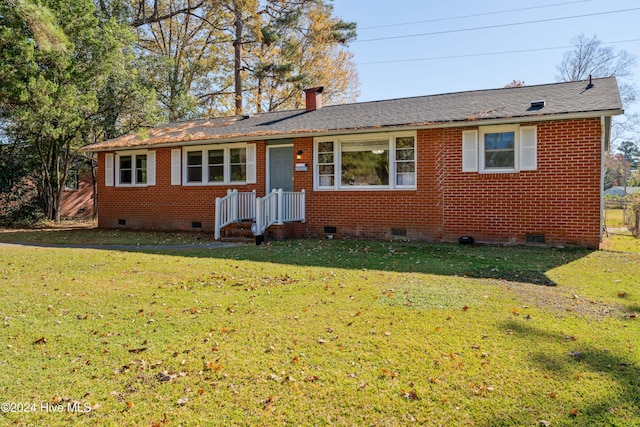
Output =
[
  {"x1": 0, "y1": 226, "x2": 594, "y2": 287},
  {"x1": 485, "y1": 320, "x2": 640, "y2": 426},
  {"x1": 156, "y1": 239, "x2": 590, "y2": 287}
]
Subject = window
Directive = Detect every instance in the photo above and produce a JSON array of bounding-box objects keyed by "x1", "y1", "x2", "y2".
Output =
[
  {"x1": 395, "y1": 136, "x2": 416, "y2": 186},
  {"x1": 463, "y1": 125, "x2": 537, "y2": 173},
  {"x1": 483, "y1": 131, "x2": 515, "y2": 170},
  {"x1": 135, "y1": 154, "x2": 147, "y2": 184},
  {"x1": 317, "y1": 141, "x2": 335, "y2": 187},
  {"x1": 114, "y1": 150, "x2": 155, "y2": 186},
  {"x1": 65, "y1": 168, "x2": 79, "y2": 191},
  {"x1": 187, "y1": 151, "x2": 203, "y2": 182},
  {"x1": 208, "y1": 149, "x2": 224, "y2": 182},
  {"x1": 341, "y1": 139, "x2": 389, "y2": 186},
  {"x1": 182, "y1": 143, "x2": 255, "y2": 185},
  {"x1": 119, "y1": 155, "x2": 132, "y2": 184},
  {"x1": 315, "y1": 132, "x2": 416, "y2": 190},
  {"x1": 229, "y1": 148, "x2": 247, "y2": 182}
]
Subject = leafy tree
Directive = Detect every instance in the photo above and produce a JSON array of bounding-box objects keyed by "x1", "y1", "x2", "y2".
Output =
[
  {"x1": 116, "y1": 0, "x2": 359, "y2": 118},
  {"x1": 604, "y1": 153, "x2": 629, "y2": 190},
  {"x1": 616, "y1": 140, "x2": 640, "y2": 193},
  {"x1": 126, "y1": 0, "x2": 230, "y2": 120},
  {"x1": 0, "y1": 0, "x2": 129, "y2": 221},
  {"x1": 0, "y1": 134, "x2": 42, "y2": 225},
  {"x1": 244, "y1": 0, "x2": 359, "y2": 113},
  {"x1": 4, "y1": 0, "x2": 68, "y2": 52},
  {"x1": 618, "y1": 140, "x2": 639, "y2": 169}
]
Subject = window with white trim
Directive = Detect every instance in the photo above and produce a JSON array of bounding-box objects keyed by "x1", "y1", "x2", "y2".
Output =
[
  {"x1": 480, "y1": 126, "x2": 516, "y2": 172},
  {"x1": 314, "y1": 132, "x2": 417, "y2": 190},
  {"x1": 462, "y1": 125, "x2": 537, "y2": 173},
  {"x1": 115, "y1": 150, "x2": 155, "y2": 186},
  {"x1": 183, "y1": 143, "x2": 254, "y2": 185}
]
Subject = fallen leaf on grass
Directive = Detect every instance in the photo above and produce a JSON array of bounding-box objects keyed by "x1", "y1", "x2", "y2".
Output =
[
  {"x1": 261, "y1": 394, "x2": 275, "y2": 410},
  {"x1": 33, "y1": 337, "x2": 47, "y2": 345},
  {"x1": 570, "y1": 408, "x2": 578, "y2": 417},
  {"x1": 150, "y1": 413, "x2": 168, "y2": 427},
  {"x1": 380, "y1": 368, "x2": 398, "y2": 378},
  {"x1": 401, "y1": 389, "x2": 419, "y2": 400},
  {"x1": 128, "y1": 347, "x2": 147, "y2": 354},
  {"x1": 204, "y1": 361, "x2": 223, "y2": 372},
  {"x1": 177, "y1": 397, "x2": 188, "y2": 406}
]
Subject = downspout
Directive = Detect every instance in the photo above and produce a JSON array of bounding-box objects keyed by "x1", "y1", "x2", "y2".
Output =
[{"x1": 600, "y1": 116, "x2": 609, "y2": 245}]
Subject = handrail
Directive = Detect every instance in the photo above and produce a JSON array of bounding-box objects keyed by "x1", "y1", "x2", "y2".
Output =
[
  {"x1": 214, "y1": 189, "x2": 256, "y2": 239},
  {"x1": 255, "y1": 189, "x2": 306, "y2": 236},
  {"x1": 255, "y1": 190, "x2": 278, "y2": 237},
  {"x1": 216, "y1": 188, "x2": 306, "y2": 239}
]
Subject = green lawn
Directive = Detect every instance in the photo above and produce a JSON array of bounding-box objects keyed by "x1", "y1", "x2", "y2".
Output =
[
  {"x1": 0, "y1": 221, "x2": 210, "y2": 245},
  {"x1": 0, "y1": 235, "x2": 638, "y2": 426},
  {"x1": 603, "y1": 208, "x2": 640, "y2": 253}
]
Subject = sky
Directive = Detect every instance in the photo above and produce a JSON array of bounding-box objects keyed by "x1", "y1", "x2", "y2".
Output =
[{"x1": 331, "y1": 0, "x2": 640, "y2": 113}]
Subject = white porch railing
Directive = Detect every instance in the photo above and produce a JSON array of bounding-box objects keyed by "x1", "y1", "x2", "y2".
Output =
[
  {"x1": 214, "y1": 189, "x2": 256, "y2": 239},
  {"x1": 278, "y1": 189, "x2": 306, "y2": 223},
  {"x1": 255, "y1": 190, "x2": 279, "y2": 238},
  {"x1": 215, "y1": 188, "x2": 305, "y2": 240},
  {"x1": 255, "y1": 189, "x2": 306, "y2": 236}
]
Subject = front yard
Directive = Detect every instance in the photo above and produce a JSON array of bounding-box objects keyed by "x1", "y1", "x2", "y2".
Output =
[{"x1": 0, "y1": 231, "x2": 638, "y2": 426}]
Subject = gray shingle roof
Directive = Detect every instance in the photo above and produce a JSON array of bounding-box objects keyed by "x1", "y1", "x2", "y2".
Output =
[{"x1": 83, "y1": 77, "x2": 623, "y2": 151}]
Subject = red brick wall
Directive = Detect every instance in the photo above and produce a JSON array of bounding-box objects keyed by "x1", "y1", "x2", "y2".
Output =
[
  {"x1": 61, "y1": 171, "x2": 94, "y2": 219},
  {"x1": 97, "y1": 118, "x2": 603, "y2": 247},
  {"x1": 442, "y1": 119, "x2": 602, "y2": 248},
  {"x1": 291, "y1": 119, "x2": 602, "y2": 247},
  {"x1": 97, "y1": 142, "x2": 265, "y2": 231},
  {"x1": 292, "y1": 133, "x2": 444, "y2": 241}
]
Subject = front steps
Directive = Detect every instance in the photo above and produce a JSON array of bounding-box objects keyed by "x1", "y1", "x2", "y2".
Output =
[{"x1": 219, "y1": 221, "x2": 255, "y2": 243}]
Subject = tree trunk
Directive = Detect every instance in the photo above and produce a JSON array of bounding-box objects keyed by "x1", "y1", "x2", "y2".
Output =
[
  {"x1": 91, "y1": 158, "x2": 98, "y2": 220},
  {"x1": 233, "y1": 5, "x2": 243, "y2": 116},
  {"x1": 624, "y1": 166, "x2": 629, "y2": 195}
]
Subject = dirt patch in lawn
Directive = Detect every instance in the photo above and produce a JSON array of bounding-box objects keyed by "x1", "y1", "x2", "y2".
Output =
[{"x1": 503, "y1": 281, "x2": 628, "y2": 320}]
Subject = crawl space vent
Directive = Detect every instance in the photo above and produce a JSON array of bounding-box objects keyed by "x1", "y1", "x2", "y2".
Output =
[
  {"x1": 526, "y1": 233, "x2": 546, "y2": 244},
  {"x1": 391, "y1": 228, "x2": 407, "y2": 237}
]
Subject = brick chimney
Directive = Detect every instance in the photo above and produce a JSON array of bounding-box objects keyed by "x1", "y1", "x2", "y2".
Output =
[{"x1": 304, "y1": 86, "x2": 324, "y2": 112}]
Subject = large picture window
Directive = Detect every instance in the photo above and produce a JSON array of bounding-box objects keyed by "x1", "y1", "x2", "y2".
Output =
[
  {"x1": 341, "y1": 140, "x2": 389, "y2": 186},
  {"x1": 183, "y1": 143, "x2": 253, "y2": 185},
  {"x1": 315, "y1": 132, "x2": 416, "y2": 190}
]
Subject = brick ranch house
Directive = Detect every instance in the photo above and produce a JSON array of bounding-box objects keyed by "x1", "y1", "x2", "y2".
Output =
[{"x1": 83, "y1": 77, "x2": 622, "y2": 248}]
